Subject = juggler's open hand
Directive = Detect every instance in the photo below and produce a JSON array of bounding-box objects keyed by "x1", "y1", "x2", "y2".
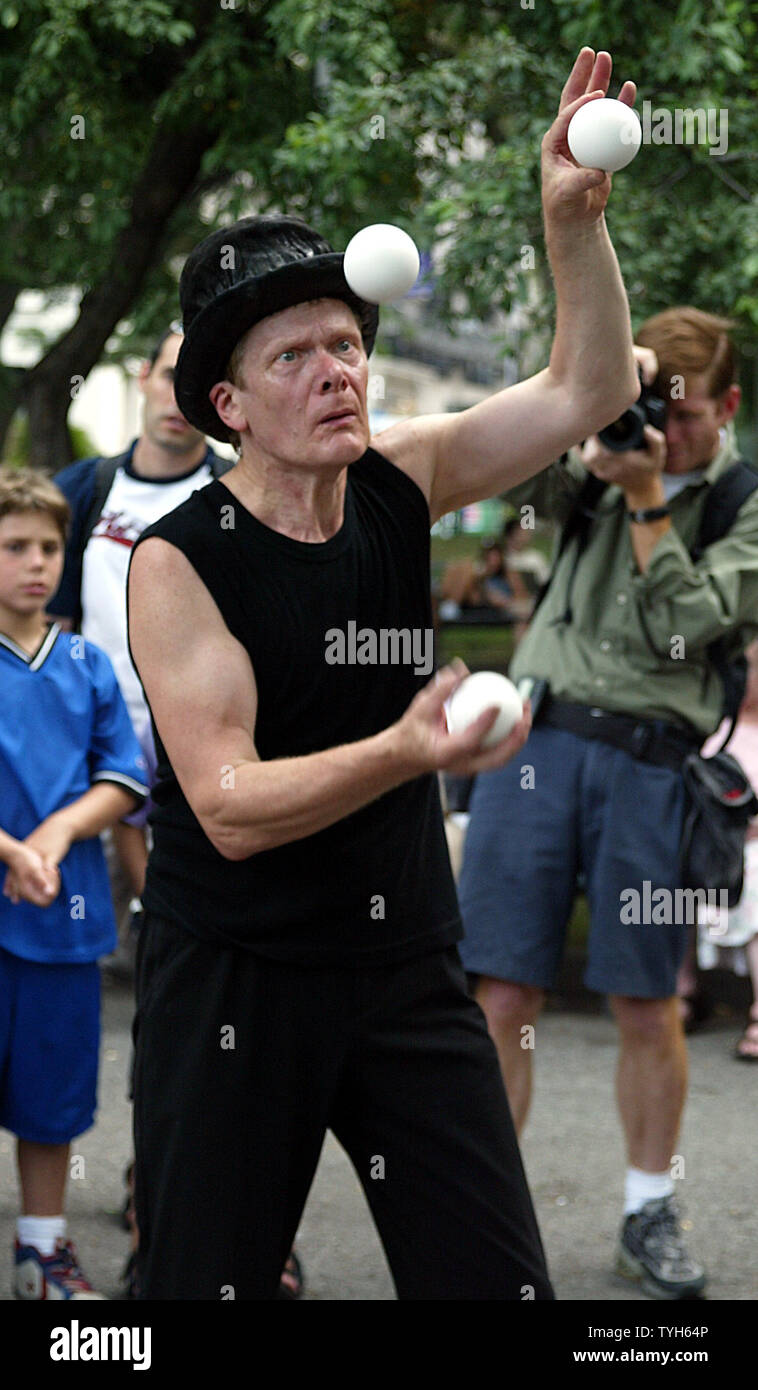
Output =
[{"x1": 541, "y1": 48, "x2": 636, "y2": 226}]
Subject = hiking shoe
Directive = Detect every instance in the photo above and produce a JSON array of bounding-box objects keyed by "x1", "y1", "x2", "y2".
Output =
[
  {"x1": 617, "y1": 1196, "x2": 706, "y2": 1299},
  {"x1": 15, "y1": 1239, "x2": 106, "y2": 1300}
]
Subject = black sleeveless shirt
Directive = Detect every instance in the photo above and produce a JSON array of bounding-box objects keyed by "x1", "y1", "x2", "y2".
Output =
[{"x1": 128, "y1": 446, "x2": 462, "y2": 965}]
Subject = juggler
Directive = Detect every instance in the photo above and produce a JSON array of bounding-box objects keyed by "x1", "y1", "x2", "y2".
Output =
[{"x1": 127, "y1": 49, "x2": 639, "y2": 1299}]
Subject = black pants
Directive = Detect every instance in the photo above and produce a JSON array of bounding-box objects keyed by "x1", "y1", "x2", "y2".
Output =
[{"x1": 133, "y1": 914, "x2": 554, "y2": 1300}]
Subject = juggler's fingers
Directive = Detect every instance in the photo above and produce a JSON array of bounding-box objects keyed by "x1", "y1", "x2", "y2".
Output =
[
  {"x1": 559, "y1": 48, "x2": 600, "y2": 110},
  {"x1": 441, "y1": 703, "x2": 502, "y2": 760},
  {"x1": 466, "y1": 701, "x2": 533, "y2": 772},
  {"x1": 421, "y1": 659, "x2": 470, "y2": 716},
  {"x1": 548, "y1": 88, "x2": 605, "y2": 150},
  {"x1": 586, "y1": 50, "x2": 612, "y2": 99}
]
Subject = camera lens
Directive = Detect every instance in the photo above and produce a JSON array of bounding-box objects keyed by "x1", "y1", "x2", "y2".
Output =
[{"x1": 598, "y1": 403, "x2": 647, "y2": 453}]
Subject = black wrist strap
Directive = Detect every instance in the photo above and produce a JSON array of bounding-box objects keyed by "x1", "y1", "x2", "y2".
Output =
[{"x1": 627, "y1": 504, "x2": 671, "y2": 523}]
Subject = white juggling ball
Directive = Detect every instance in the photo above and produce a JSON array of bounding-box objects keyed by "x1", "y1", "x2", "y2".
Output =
[
  {"x1": 343, "y1": 224, "x2": 420, "y2": 304},
  {"x1": 446, "y1": 672, "x2": 524, "y2": 749},
  {"x1": 567, "y1": 98, "x2": 641, "y2": 173}
]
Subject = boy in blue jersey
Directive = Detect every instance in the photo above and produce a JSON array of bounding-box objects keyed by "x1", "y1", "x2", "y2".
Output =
[{"x1": 0, "y1": 468, "x2": 148, "y2": 1299}]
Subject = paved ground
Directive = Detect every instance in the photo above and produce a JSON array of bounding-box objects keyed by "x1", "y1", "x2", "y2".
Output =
[{"x1": 0, "y1": 973, "x2": 755, "y2": 1303}]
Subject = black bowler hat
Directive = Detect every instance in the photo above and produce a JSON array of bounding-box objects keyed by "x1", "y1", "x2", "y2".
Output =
[{"x1": 174, "y1": 214, "x2": 380, "y2": 442}]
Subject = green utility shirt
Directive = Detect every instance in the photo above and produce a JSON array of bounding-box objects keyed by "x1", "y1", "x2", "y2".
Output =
[{"x1": 507, "y1": 435, "x2": 758, "y2": 737}]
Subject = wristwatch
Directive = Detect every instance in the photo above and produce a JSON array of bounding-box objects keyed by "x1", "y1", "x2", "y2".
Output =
[{"x1": 627, "y1": 504, "x2": 671, "y2": 523}]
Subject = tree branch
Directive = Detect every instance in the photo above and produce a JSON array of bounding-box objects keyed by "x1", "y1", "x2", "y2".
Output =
[
  {"x1": 23, "y1": 118, "x2": 219, "y2": 394},
  {"x1": 0, "y1": 281, "x2": 20, "y2": 339}
]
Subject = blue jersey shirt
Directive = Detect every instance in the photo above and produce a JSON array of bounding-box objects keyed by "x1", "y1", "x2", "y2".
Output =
[{"x1": 0, "y1": 624, "x2": 149, "y2": 963}]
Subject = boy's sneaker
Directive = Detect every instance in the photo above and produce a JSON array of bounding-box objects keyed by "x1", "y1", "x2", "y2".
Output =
[
  {"x1": 15, "y1": 1239, "x2": 106, "y2": 1300},
  {"x1": 616, "y1": 1196, "x2": 707, "y2": 1299}
]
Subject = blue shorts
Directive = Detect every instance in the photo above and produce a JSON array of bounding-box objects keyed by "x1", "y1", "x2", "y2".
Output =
[
  {"x1": 458, "y1": 726, "x2": 688, "y2": 999},
  {"x1": 0, "y1": 947, "x2": 101, "y2": 1143}
]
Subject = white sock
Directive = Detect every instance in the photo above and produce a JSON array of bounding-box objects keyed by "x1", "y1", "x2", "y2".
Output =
[
  {"x1": 17, "y1": 1216, "x2": 66, "y2": 1256},
  {"x1": 624, "y1": 1167, "x2": 674, "y2": 1216}
]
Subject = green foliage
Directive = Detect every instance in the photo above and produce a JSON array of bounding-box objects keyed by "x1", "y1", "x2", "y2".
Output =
[
  {"x1": 267, "y1": 0, "x2": 758, "y2": 355},
  {"x1": 0, "y1": 0, "x2": 755, "y2": 376},
  {"x1": 1, "y1": 413, "x2": 97, "y2": 466}
]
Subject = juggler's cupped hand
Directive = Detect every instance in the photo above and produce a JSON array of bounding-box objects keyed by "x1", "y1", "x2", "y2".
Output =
[
  {"x1": 542, "y1": 48, "x2": 636, "y2": 226},
  {"x1": 396, "y1": 659, "x2": 532, "y2": 776}
]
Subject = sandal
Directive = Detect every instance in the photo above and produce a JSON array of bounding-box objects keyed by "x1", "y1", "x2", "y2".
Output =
[
  {"x1": 278, "y1": 1248, "x2": 305, "y2": 1300},
  {"x1": 734, "y1": 1005, "x2": 758, "y2": 1063}
]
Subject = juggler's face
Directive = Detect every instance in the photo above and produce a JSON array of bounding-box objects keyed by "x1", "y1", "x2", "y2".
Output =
[{"x1": 211, "y1": 299, "x2": 371, "y2": 469}]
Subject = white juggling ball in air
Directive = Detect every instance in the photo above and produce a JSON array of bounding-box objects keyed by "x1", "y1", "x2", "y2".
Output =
[
  {"x1": 567, "y1": 98, "x2": 642, "y2": 173},
  {"x1": 343, "y1": 224, "x2": 420, "y2": 304},
  {"x1": 446, "y1": 672, "x2": 524, "y2": 749}
]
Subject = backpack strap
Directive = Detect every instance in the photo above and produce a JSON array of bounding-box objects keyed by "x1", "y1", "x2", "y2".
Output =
[
  {"x1": 694, "y1": 459, "x2": 758, "y2": 750},
  {"x1": 531, "y1": 470, "x2": 609, "y2": 625},
  {"x1": 691, "y1": 459, "x2": 758, "y2": 561},
  {"x1": 80, "y1": 449, "x2": 132, "y2": 555}
]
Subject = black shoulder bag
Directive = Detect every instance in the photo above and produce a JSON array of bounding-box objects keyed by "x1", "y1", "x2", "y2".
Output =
[
  {"x1": 679, "y1": 751, "x2": 758, "y2": 905},
  {"x1": 678, "y1": 459, "x2": 758, "y2": 905}
]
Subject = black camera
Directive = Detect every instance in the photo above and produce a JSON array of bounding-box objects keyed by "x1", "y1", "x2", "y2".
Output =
[{"x1": 598, "y1": 370, "x2": 667, "y2": 453}]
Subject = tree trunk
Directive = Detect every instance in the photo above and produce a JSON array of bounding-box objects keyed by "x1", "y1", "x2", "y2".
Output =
[
  {"x1": 21, "y1": 112, "x2": 220, "y2": 469},
  {"x1": 24, "y1": 373, "x2": 76, "y2": 472},
  {"x1": 0, "y1": 281, "x2": 21, "y2": 457}
]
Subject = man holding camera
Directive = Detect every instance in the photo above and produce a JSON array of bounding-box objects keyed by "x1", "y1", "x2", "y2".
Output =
[{"x1": 458, "y1": 306, "x2": 758, "y2": 1299}]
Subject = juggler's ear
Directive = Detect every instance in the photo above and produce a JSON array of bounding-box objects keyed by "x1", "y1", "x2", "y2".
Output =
[{"x1": 209, "y1": 381, "x2": 247, "y2": 434}]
